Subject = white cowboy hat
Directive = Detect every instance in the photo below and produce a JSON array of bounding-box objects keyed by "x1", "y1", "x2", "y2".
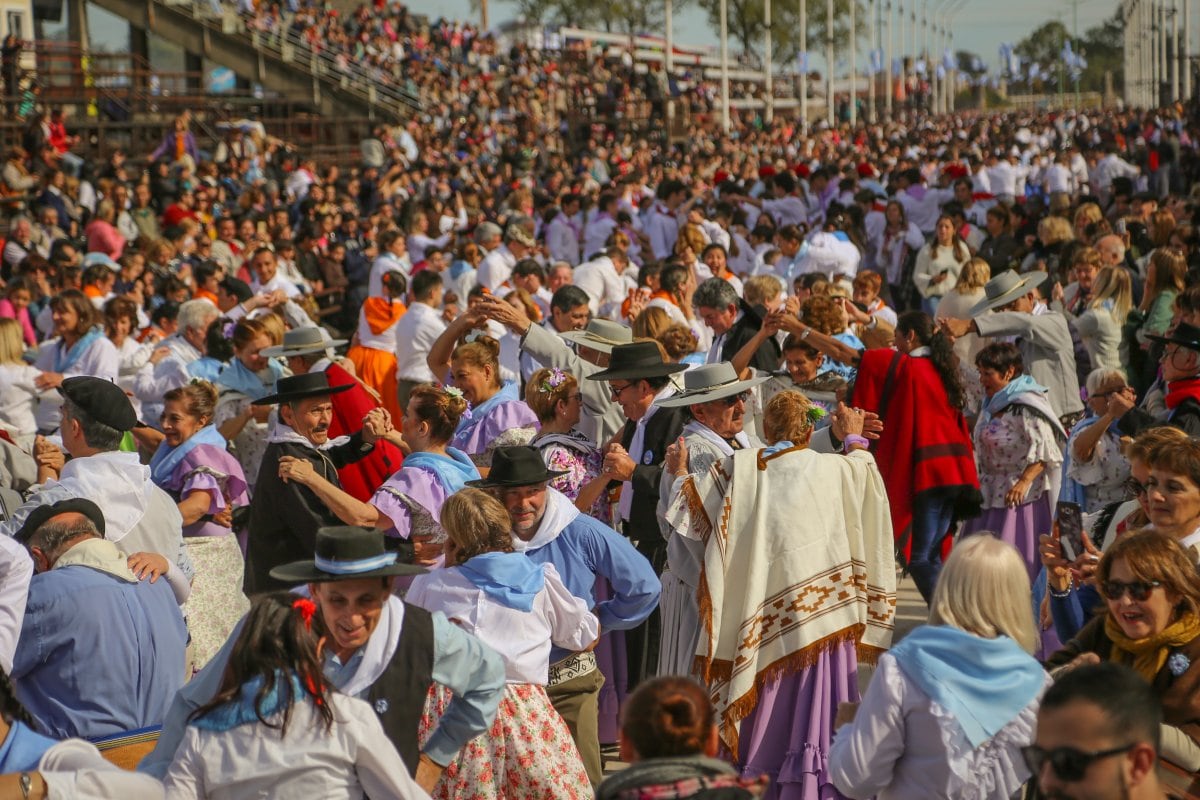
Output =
[
  {"x1": 655, "y1": 362, "x2": 769, "y2": 408},
  {"x1": 968, "y1": 269, "x2": 1048, "y2": 317}
]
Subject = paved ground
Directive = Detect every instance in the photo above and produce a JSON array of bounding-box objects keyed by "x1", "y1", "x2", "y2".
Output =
[{"x1": 602, "y1": 575, "x2": 928, "y2": 776}]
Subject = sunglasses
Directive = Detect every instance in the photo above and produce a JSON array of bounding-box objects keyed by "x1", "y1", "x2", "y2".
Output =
[
  {"x1": 1099, "y1": 579, "x2": 1162, "y2": 602},
  {"x1": 720, "y1": 391, "x2": 752, "y2": 407},
  {"x1": 1021, "y1": 743, "x2": 1134, "y2": 783}
]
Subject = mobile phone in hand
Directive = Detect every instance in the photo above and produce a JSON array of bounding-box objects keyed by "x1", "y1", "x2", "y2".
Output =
[{"x1": 1056, "y1": 501, "x2": 1085, "y2": 561}]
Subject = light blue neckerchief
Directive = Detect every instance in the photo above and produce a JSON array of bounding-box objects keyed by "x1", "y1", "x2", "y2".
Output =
[
  {"x1": 190, "y1": 671, "x2": 308, "y2": 732},
  {"x1": 0, "y1": 720, "x2": 58, "y2": 773},
  {"x1": 217, "y1": 357, "x2": 286, "y2": 401},
  {"x1": 400, "y1": 448, "x2": 480, "y2": 495},
  {"x1": 454, "y1": 381, "x2": 520, "y2": 440},
  {"x1": 148, "y1": 424, "x2": 228, "y2": 487},
  {"x1": 979, "y1": 374, "x2": 1049, "y2": 429},
  {"x1": 456, "y1": 552, "x2": 546, "y2": 612},
  {"x1": 53, "y1": 326, "x2": 103, "y2": 372},
  {"x1": 890, "y1": 625, "x2": 1045, "y2": 747}
]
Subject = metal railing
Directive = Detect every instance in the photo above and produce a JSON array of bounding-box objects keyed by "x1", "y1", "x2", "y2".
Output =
[{"x1": 156, "y1": 0, "x2": 422, "y2": 118}]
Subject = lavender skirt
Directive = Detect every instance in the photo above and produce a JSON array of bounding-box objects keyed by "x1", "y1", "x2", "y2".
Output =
[
  {"x1": 959, "y1": 493, "x2": 1053, "y2": 583},
  {"x1": 736, "y1": 639, "x2": 859, "y2": 800}
]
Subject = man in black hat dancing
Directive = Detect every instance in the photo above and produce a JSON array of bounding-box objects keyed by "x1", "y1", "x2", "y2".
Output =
[
  {"x1": 1114, "y1": 321, "x2": 1200, "y2": 436},
  {"x1": 244, "y1": 372, "x2": 396, "y2": 593}
]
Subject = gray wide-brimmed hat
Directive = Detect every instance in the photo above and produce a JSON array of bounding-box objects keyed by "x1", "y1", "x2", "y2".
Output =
[
  {"x1": 559, "y1": 319, "x2": 634, "y2": 354},
  {"x1": 655, "y1": 362, "x2": 769, "y2": 407},
  {"x1": 968, "y1": 269, "x2": 1048, "y2": 317},
  {"x1": 261, "y1": 326, "x2": 349, "y2": 359}
]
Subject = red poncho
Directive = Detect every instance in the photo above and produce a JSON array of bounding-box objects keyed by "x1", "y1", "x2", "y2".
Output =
[
  {"x1": 850, "y1": 349, "x2": 980, "y2": 561},
  {"x1": 325, "y1": 362, "x2": 403, "y2": 501}
]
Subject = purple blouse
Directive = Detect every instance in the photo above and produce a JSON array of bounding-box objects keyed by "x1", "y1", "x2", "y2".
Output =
[{"x1": 158, "y1": 443, "x2": 250, "y2": 538}]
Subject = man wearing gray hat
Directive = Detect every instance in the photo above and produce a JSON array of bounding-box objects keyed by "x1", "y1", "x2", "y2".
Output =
[
  {"x1": 653, "y1": 363, "x2": 766, "y2": 678},
  {"x1": 940, "y1": 269, "x2": 1083, "y2": 424},
  {"x1": 0, "y1": 377, "x2": 193, "y2": 594}
]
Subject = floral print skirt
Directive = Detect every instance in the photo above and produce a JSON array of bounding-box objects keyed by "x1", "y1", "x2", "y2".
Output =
[
  {"x1": 418, "y1": 682, "x2": 591, "y2": 800},
  {"x1": 181, "y1": 534, "x2": 250, "y2": 673}
]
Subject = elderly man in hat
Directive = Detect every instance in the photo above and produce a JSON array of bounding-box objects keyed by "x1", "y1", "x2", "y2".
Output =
[
  {"x1": 586, "y1": 341, "x2": 686, "y2": 690},
  {"x1": 653, "y1": 363, "x2": 766, "y2": 677},
  {"x1": 131, "y1": 298, "x2": 221, "y2": 427},
  {"x1": 484, "y1": 293, "x2": 632, "y2": 445},
  {"x1": 940, "y1": 269, "x2": 1084, "y2": 425},
  {"x1": 0, "y1": 377, "x2": 193, "y2": 593},
  {"x1": 262, "y1": 327, "x2": 403, "y2": 502},
  {"x1": 12, "y1": 499, "x2": 188, "y2": 744},
  {"x1": 1110, "y1": 321, "x2": 1200, "y2": 436},
  {"x1": 468, "y1": 446, "x2": 660, "y2": 785},
  {"x1": 244, "y1": 373, "x2": 396, "y2": 593},
  {"x1": 143, "y1": 526, "x2": 506, "y2": 794}
]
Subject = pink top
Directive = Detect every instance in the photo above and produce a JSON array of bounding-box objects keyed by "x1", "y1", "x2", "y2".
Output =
[
  {"x1": 0, "y1": 298, "x2": 36, "y2": 347},
  {"x1": 84, "y1": 219, "x2": 126, "y2": 260}
]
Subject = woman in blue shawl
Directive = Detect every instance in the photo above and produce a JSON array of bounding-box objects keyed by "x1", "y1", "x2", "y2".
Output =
[
  {"x1": 279, "y1": 384, "x2": 480, "y2": 566},
  {"x1": 830, "y1": 536, "x2": 1050, "y2": 800},
  {"x1": 33, "y1": 289, "x2": 119, "y2": 433},
  {"x1": 150, "y1": 380, "x2": 250, "y2": 672}
]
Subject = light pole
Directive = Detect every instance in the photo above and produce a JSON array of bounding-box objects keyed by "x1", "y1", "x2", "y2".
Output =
[
  {"x1": 944, "y1": 0, "x2": 967, "y2": 112},
  {"x1": 800, "y1": 0, "x2": 809, "y2": 132},
  {"x1": 1172, "y1": 0, "x2": 1179, "y2": 103},
  {"x1": 885, "y1": 0, "x2": 894, "y2": 116},
  {"x1": 827, "y1": 0, "x2": 836, "y2": 124},
  {"x1": 868, "y1": 0, "x2": 877, "y2": 120},
  {"x1": 850, "y1": 0, "x2": 858, "y2": 125},
  {"x1": 1184, "y1": 0, "x2": 1191, "y2": 99},
  {"x1": 720, "y1": 0, "x2": 731, "y2": 132},
  {"x1": 765, "y1": 0, "x2": 774, "y2": 124}
]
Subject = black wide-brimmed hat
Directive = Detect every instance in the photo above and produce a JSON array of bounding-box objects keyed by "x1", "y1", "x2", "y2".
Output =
[
  {"x1": 465, "y1": 446, "x2": 568, "y2": 489},
  {"x1": 269, "y1": 526, "x2": 427, "y2": 583},
  {"x1": 585, "y1": 341, "x2": 687, "y2": 382},
  {"x1": 1147, "y1": 321, "x2": 1200, "y2": 352},
  {"x1": 15, "y1": 497, "x2": 106, "y2": 544},
  {"x1": 252, "y1": 371, "x2": 355, "y2": 406}
]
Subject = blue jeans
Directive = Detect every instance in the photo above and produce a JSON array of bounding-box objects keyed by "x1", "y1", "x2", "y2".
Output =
[{"x1": 909, "y1": 487, "x2": 958, "y2": 604}]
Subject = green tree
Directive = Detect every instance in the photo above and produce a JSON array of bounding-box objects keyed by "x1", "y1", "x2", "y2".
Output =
[{"x1": 693, "y1": 0, "x2": 861, "y2": 67}]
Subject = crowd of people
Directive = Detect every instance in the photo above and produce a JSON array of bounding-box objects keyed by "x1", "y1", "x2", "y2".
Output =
[{"x1": 3, "y1": 3, "x2": 1200, "y2": 796}]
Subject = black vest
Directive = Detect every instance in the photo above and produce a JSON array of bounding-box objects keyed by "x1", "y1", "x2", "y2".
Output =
[{"x1": 366, "y1": 602, "x2": 435, "y2": 775}]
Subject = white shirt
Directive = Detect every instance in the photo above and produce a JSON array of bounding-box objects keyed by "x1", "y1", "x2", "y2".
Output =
[
  {"x1": 252, "y1": 273, "x2": 302, "y2": 300},
  {"x1": 793, "y1": 232, "x2": 862, "y2": 279},
  {"x1": 762, "y1": 194, "x2": 809, "y2": 227},
  {"x1": 368, "y1": 252, "x2": 412, "y2": 298},
  {"x1": 394, "y1": 301, "x2": 446, "y2": 383},
  {"x1": 0, "y1": 532, "x2": 31, "y2": 674},
  {"x1": 645, "y1": 204, "x2": 680, "y2": 261},
  {"x1": 573, "y1": 256, "x2": 627, "y2": 320},
  {"x1": 477, "y1": 245, "x2": 517, "y2": 291},
  {"x1": 163, "y1": 693, "x2": 429, "y2": 800},
  {"x1": 406, "y1": 562, "x2": 598, "y2": 684},
  {"x1": 133, "y1": 335, "x2": 203, "y2": 427},
  {"x1": 545, "y1": 214, "x2": 581, "y2": 266},
  {"x1": 829, "y1": 652, "x2": 1048, "y2": 800},
  {"x1": 583, "y1": 214, "x2": 618, "y2": 259},
  {"x1": 33, "y1": 336, "x2": 120, "y2": 432},
  {"x1": 0, "y1": 362, "x2": 43, "y2": 445},
  {"x1": 356, "y1": 298, "x2": 405, "y2": 352},
  {"x1": 1043, "y1": 163, "x2": 1073, "y2": 195}
]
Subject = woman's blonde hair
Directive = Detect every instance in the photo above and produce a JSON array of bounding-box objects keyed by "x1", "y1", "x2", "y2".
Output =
[
  {"x1": 632, "y1": 307, "x2": 672, "y2": 341},
  {"x1": 524, "y1": 368, "x2": 579, "y2": 424},
  {"x1": 1038, "y1": 215, "x2": 1075, "y2": 247},
  {"x1": 743, "y1": 275, "x2": 783, "y2": 308},
  {"x1": 954, "y1": 257, "x2": 991, "y2": 295},
  {"x1": 1074, "y1": 202, "x2": 1103, "y2": 232},
  {"x1": 1088, "y1": 265, "x2": 1133, "y2": 322},
  {"x1": 0, "y1": 318, "x2": 25, "y2": 364},
  {"x1": 763, "y1": 390, "x2": 820, "y2": 446},
  {"x1": 801, "y1": 295, "x2": 844, "y2": 334},
  {"x1": 440, "y1": 488, "x2": 516, "y2": 563},
  {"x1": 929, "y1": 535, "x2": 1038, "y2": 653}
]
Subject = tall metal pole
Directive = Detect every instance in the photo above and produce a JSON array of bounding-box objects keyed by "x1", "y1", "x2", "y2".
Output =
[
  {"x1": 1172, "y1": 0, "x2": 1180, "y2": 102},
  {"x1": 827, "y1": 0, "x2": 836, "y2": 124},
  {"x1": 665, "y1": 0, "x2": 674, "y2": 75},
  {"x1": 885, "y1": 0, "x2": 894, "y2": 116},
  {"x1": 1161, "y1": 0, "x2": 1169, "y2": 102},
  {"x1": 720, "y1": 0, "x2": 731, "y2": 131},
  {"x1": 765, "y1": 0, "x2": 775, "y2": 123},
  {"x1": 850, "y1": 0, "x2": 858, "y2": 125},
  {"x1": 1184, "y1": 0, "x2": 1192, "y2": 100},
  {"x1": 897, "y1": 0, "x2": 906, "y2": 112},
  {"x1": 868, "y1": 0, "x2": 877, "y2": 120},
  {"x1": 800, "y1": 0, "x2": 809, "y2": 132}
]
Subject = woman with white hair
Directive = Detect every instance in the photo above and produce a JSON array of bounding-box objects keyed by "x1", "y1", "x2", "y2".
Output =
[
  {"x1": 1063, "y1": 368, "x2": 1134, "y2": 513},
  {"x1": 829, "y1": 536, "x2": 1050, "y2": 800}
]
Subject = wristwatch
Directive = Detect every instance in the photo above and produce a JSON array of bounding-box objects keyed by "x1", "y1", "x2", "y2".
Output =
[{"x1": 19, "y1": 772, "x2": 32, "y2": 799}]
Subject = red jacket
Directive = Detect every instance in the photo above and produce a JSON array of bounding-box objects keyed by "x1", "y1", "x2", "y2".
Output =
[{"x1": 325, "y1": 361, "x2": 403, "y2": 501}]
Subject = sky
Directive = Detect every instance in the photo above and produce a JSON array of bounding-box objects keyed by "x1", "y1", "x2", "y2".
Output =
[{"x1": 411, "y1": 0, "x2": 1119, "y2": 70}]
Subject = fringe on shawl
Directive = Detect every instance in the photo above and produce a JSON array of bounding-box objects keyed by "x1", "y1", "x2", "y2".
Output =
[{"x1": 702, "y1": 623, "x2": 867, "y2": 761}]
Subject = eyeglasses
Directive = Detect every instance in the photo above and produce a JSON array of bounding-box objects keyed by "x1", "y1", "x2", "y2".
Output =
[
  {"x1": 1099, "y1": 579, "x2": 1162, "y2": 602},
  {"x1": 1020, "y1": 743, "x2": 1135, "y2": 783},
  {"x1": 1124, "y1": 478, "x2": 1147, "y2": 497},
  {"x1": 720, "y1": 391, "x2": 752, "y2": 407},
  {"x1": 609, "y1": 382, "x2": 636, "y2": 400}
]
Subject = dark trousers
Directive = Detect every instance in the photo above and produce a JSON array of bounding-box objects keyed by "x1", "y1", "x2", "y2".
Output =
[
  {"x1": 909, "y1": 487, "x2": 959, "y2": 603},
  {"x1": 546, "y1": 665, "x2": 605, "y2": 785}
]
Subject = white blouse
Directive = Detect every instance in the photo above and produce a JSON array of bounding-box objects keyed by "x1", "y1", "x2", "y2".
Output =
[
  {"x1": 0, "y1": 362, "x2": 43, "y2": 449},
  {"x1": 974, "y1": 405, "x2": 1063, "y2": 509},
  {"x1": 163, "y1": 693, "x2": 429, "y2": 800},
  {"x1": 829, "y1": 652, "x2": 1049, "y2": 800},
  {"x1": 405, "y1": 562, "x2": 598, "y2": 684}
]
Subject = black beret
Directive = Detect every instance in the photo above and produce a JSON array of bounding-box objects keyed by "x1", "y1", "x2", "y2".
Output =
[
  {"x1": 58, "y1": 376, "x2": 137, "y2": 432},
  {"x1": 16, "y1": 497, "x2": 106, "y2": 543}
]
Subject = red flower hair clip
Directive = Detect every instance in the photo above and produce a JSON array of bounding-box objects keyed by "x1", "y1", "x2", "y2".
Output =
[{"x1": 292, "y1": 597, "x2": 317, "y2": 630}]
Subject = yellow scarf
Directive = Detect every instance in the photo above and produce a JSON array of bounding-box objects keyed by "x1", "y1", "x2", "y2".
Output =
[{"x1": 1105, "y1": 610, "x2": 1200, "y2": 682}]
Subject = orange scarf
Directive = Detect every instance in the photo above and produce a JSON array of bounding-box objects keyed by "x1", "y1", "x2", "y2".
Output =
[{"x1": 362, "y1": 297, "x2": 406, "y2": 335}]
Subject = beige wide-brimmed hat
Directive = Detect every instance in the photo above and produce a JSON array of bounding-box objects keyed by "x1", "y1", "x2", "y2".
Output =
[
  {"x1": 655, "y1": 362, "x2": 769, "y2": 407},
  {"x1": 558, "y1": 319, "x2": 634, "y2": 354},
  {"x1": 968, "y1": 269, "x2": 1048, "y2": 317}
]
